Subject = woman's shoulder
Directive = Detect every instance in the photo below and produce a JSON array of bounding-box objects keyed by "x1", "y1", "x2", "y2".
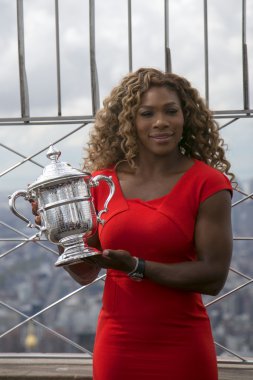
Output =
[
  {"x1": 194, "y1": 159, "x2": 222, "y2": 174},
  {"x1": 191, "y1": 159, "x2": 233, "y2": 201}
]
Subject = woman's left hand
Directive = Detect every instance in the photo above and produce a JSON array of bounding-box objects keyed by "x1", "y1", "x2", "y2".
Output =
[{"x1": 88, "y1": 249, "x2": 136, "y2": 273}]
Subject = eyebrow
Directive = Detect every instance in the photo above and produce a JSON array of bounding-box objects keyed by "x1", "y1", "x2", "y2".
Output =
[{"x1": 139, "y1": 102, "x2": 179, "y2": 108}]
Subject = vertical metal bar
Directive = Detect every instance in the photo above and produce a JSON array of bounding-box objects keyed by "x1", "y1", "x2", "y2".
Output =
[
  {"x1": 164, "y1": 0, "x2": 171, "y2": 72},
  {"x1": 128, "y1": 0, "x2": 133, "y2": 72},
  {"x1": 89, "y1": 0, "x2": 100, "y2": 115},
  {"x1": 16, "y1": 0, "x2": 30, "y2": 119},
  {"x1": 55, "y1": 0, "x2": 62, "y2": 116},
  {"x1": 242, "y1": 0, "x2": 250, "y2": 111},
  {"x1": 203, "y1": 0, "x2": 209, "y2": 106}
]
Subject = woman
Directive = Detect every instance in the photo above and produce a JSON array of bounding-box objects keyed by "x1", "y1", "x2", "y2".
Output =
[{"x1": 37, "y1": 68, "x2": 234, "y2": 379}]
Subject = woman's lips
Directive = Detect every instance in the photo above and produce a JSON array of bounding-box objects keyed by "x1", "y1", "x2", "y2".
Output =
[{"x1": 149, "y1": 133, "x2": 173, "y2": 142}]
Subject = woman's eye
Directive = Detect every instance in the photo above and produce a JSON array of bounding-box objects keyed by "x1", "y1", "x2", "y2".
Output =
[
  {"x1": 140, "y1": 111, "x2": 153, "y2": 117},
  {"x1": 166, "y1": 109, "x2": 177, "y2": 114}
]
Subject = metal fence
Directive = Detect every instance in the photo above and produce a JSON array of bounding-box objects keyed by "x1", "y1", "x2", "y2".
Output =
[{"x1": 0, "y1": 0, "x2": 252, "y2": 362}]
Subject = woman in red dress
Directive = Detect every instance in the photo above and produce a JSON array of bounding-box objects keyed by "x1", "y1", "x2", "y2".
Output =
[{"x1": 60, "y1": 68, "x2": 234, "y2": 379}]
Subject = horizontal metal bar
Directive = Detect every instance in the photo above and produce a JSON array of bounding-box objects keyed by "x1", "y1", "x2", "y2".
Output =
[
  {"x1": 0, "y1": 121, "x2": 93, "y2": 126},
  {"x1": 215, "y1": 114, "x2": 253, "y2": 119},
  {"x1": 0, "y1": 110, "x2": 253, "y2": 127},
  {"x1": 0, "y1": 238, "x2": 48, "y2": 241},
  {"x1": 0, "y1": 116, "x2": 94, "y2": 123},
  {"x1": 0, "y1": 353, "x2": 90, "y2": 359},
  {"x1": 213, "y1": 109, "x2": 253, "y2": 115}
]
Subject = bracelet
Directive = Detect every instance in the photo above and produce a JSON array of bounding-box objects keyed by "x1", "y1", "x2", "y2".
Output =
[
  {"x1": 127, "y1": 257, "x2": 139, "y2": 275},
  {"x1": 128, "y1": 256, "x2": 145, "y2": 281}
]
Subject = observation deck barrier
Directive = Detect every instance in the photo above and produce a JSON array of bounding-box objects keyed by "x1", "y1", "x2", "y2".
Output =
[{"x1": 0, "y1": 1, "x2": 252, "y2": 377}]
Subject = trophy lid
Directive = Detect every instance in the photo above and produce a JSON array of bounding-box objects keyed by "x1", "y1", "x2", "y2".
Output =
[{"x1": 28, "y1": 145, "x2": 90, "y2": 190}]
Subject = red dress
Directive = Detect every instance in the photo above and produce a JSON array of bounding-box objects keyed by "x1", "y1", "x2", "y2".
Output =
[{"x1": 91, "y1": 159, "x2": 232, "y2": 380}]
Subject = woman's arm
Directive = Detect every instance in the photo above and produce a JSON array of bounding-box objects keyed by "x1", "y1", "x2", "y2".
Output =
[
  {"x1": 63, "y1": 261, "x2": 101, "y2": 286},
  {"x1": 91, "y1": 190, "x2": 233, "y2": 295},
  {"x1": 144, "y1": 190, "x2": 232, "y2": 295}
]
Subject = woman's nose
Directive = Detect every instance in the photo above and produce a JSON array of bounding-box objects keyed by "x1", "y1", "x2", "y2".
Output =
[{"x1": 153, "y1": 118, "x2": 169, "y2": 128}]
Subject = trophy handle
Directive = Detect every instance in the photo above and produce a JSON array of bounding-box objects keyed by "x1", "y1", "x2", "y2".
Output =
[
  {"x1": 8, "y1": 190, "x2": 42, "y2": 232},
  {"x1": 90, "y1": 175, "x2": 115, "y2": 224}
]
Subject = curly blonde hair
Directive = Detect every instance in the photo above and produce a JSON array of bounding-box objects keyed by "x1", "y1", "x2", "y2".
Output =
[{"x1": 83, "y1": 67, "x2": 234, "y2": 180}]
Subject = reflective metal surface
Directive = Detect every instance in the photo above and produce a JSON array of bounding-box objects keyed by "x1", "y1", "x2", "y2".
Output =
[{"x1": 8, "y1": 145, "x2": 115, "y2": 267}]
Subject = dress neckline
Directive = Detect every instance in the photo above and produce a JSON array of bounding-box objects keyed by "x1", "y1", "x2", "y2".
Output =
[{"x1": 112, "y1": 159, "x2": 197, "y2": 203}]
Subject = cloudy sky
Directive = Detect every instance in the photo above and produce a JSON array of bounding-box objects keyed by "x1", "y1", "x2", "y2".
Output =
[{"x1": 0, "y1": 0, "x2": 253, "y2": 194}]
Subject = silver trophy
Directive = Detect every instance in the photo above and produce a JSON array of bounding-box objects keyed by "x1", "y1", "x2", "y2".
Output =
[{"x1": 8, "y1": 145, "x2": 115, "y2": 267}]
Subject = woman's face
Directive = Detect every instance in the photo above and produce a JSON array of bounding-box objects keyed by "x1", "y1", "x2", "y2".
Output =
[{"x1": 135, "y1": 86, "x2": 184, "y2": 158}]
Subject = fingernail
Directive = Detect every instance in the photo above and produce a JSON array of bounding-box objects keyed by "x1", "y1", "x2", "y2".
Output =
[{"x1": 103, "y1": 250, "x2": 110, "y2": 256}]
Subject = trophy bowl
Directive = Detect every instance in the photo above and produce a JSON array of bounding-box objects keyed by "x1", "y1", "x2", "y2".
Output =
[{"x1": 8, "y1": 145, "x2": 115, "y2": 267}]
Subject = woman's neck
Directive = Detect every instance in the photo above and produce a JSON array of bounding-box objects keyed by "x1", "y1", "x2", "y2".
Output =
[{"x1": 134, "y1": 151, "x2": 189, "y2": 178}]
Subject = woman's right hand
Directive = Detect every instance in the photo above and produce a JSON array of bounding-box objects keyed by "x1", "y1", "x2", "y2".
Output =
[{"x1": 29, "y1": 200, "x2": 41, "y2": 225}]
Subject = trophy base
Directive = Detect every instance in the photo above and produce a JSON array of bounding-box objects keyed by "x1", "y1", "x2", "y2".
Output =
[{"x1": 54, "y1": 234, "x2": 101, "y2": 267}]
